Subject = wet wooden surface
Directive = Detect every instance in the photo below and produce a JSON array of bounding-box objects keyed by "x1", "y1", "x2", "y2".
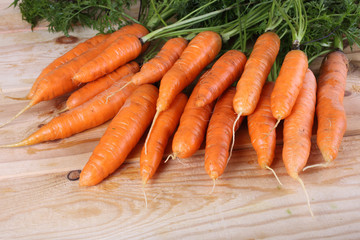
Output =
[{"x1": 0, "y1": 1, "x2": 360, "y2": 239}]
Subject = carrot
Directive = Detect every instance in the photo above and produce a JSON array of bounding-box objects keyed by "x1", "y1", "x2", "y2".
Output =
[
  {"x1": 204, "y1": 87, "x2": 243, "y2": 180},
  {"x1": 0, "y1": 74, "x2": 137, "y2": 147},
  {"x1": 63, "y1": 61, "x2": 139, "y2": 111},
  {"x1": 72, "y1": 34, "x2": 143, "y2": 83},
  {"x1": 316, "y1": 50, "x2": 348, "y2": 163},
  {"x1": 282, "y1": 68, "x2": 317, "y2": 217},
  {"x1": 140, "y1": 93, "x2": 188, "y2": 184},
  {"x1": 110, "y1": 37, "x2": 188, "y2": 96},
  {"x1": 132, "y1": 38, "x2": 188, "y2": 85},
  {"x1": 79, "y1": 84, "x2": 158, "y2": 186},
  {"x1": 27, "y1": 33, "x2": 109, "y2": 99},
  {"x1": 283, "y1": 69, "x2": 317, "y2": 178},
  {"x1": 270, "y1": 49, "x2": 308, "y2": 122},
  {"x1": 0, "y1": 23, "x2": 148, "y2": 128},
  {"x1": 156, "y1": 31, "x2": 222, "y2": 113},
  {"x1": 195, "y1": 50, "x2": 247, "y2": 108},
  {"x1": 171, "y1": 73, "x2": 216, "y2": 159},
  {"x1": 247, "y1": 82, "x2": 277, "y2": 170},
  {"x1": 233, "y1": 32, "x2": 280, "y2": 116},
  {"x1": 144, "y1": 31, "x2": 221, "y2": 154}
]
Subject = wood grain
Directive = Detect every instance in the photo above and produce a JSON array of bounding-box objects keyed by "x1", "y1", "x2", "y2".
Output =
[{"x1": 0, "y1": 1, "x2": 360, "y2": 239}]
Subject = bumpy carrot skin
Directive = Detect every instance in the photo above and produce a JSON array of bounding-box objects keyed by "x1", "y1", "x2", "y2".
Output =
[
  {"x1": 132, "y1": 38, "x2": 188, "y2": 86},
  {"x1": 156, "y1": 31, "x2": 222, "y2": 112},
  {"x1": 271, "y1": 50, "x2": 308, "y2": 120},
  {"x1": 233, "y1": 32, "x2": 280, "y2": 115},
  {"x1": 172, "y1": 74, "x2": 216, "y2": 159},
  {"x1": 195, "y1": 50, "x2": 247, "y2": 108},
  {"x1": 316, "y1": 50, "x2": 348, "y2": 162},
  {"x1": 72, "y1": 34, "x2": 143, "y2": 83},
  {"x1": 1, "y1": 74, "x2": 137, "y2": 148},
  {"x1": 140, "y1": 93, "x2": 188, "y2": 184},
  {"x1": 283, "y1": 69, "x2": 317, "y2": 178},
  {"x1": 204, "y1": 87, "x2": 243, "y2": 180},
  {"x1": 79, "y1": 84, "x2": 158, "y2": 186},
  {"x1": 65, "y1": 61, "x2": 139, "y2": 110},
  {"x1": 247, "y1": 82, "x2": 277, "y2": 169},
  {"x1": 27, "y1": 34, "x2": 108, "y2": 99}
]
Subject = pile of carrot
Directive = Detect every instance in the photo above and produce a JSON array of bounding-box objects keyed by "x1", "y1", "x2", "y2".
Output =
[{"x1": 0, "y1": 15, "x2": 350, "y2": 216}]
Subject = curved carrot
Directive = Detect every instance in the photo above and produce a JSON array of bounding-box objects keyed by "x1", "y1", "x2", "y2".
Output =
[
  {"x1": 144, "y1": 31, "x2": 221, "y2": 154},
  {"x1": 0, "y1": 74, "x2": 137, "y2": 147},
  {"x1": 111, "y1": 38, "x2": 188, "y2": 96},
  {"x1": 233, "y1": 32, "x2": 280, "y2": 116},
  {"x1": 195, "y1": 50, "x2": 247, "y2": 108},
  {"x1": 171, "y1": 74, "x2": 216, "y2": 159},
  {"x1": 27, "y1": 33, "x2": 108, "y2": 99},
  {"x1": 0, "y1": 23, "x2": 148, "y2": 128},
  {"x1": 64, "y1": 61, "x2": 139, "y2": 111},
  {"x1": 316, "y1": 50, "x2": 348, "y2": 163},
  {"x1": 282, "y1": 69, "x2": 317, "y2": 217},
  {"x1": 247, "y1": 81, "x2": 277, "y2": 169},
  {"x1": 140, "y1": 93, "x2": 188, "y2": 184},
  {"x1": 72, "y1": 34, "x2": 143, "y2": 83},
  {"x1": 270, "y1": 49, "x2": 308, "y2": 120},
  {"x1": 204, "y1": 87, "x2": 243, "y2": 180},
  {"x1": 79, "y1": 84, "x2": 158, "y2": 186},
  {"x1": 156, "y1": 31, "x2": 222, "y2": 113},
  {"x1": 283, "y1": 69, "x2": 317, "y2": 178},
  {"x1": 132, "y1": 38, "x2": 188, "y2": 85}
]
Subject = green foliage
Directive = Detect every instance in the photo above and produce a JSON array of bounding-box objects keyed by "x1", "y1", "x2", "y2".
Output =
[{"x1": 10, "y1": 0, "x2": 138, "y2": 36}]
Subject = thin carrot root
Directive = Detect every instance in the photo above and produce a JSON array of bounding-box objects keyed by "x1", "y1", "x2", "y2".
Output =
[
  {"x1": 265, "y1": 166, "x2": 283, "y2": 186},
  {"x1": 229, "y1": 112, "x2": 242, "y2": 161},
  {"x1": 164, "y1": 152, "x2": 178, "y2": 163},
  {"x1": 267, "y1": 118, "x2": 281, "y2": 137},
  {"x1": 106, "y1": 81, "x2": 133, "y2": 102},
  {"x1": 303, "y1": 162, "x2": 331, "y2": 171},
  {"x1": 210, "y1": 178, "x2": 217, "y2": 194},
  {"x1": 296, "y1": 176, "x2": 314, "y2": 217},
  {"x1": 0, "y1": 103, "x2": 32, "y2": 128},
  {"x1": 4, "y1": 95, "x2": 28, "y2": 101},
  {"x1": 141, "y1": 183, "x2": 148, "y2": 209},
  {"x1": 144, "y1": 111, "x2": 161, "y2": 155}
]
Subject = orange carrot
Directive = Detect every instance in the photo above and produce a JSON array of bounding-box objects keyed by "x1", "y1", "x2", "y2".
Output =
[
  {"x1": 0, "y1": 23, "x2": 148, "y2": 127},
  {"x1": 247, "y1": 82, "x2": 278, "y2": 170},
  {"x1": 72, "y1": 34, "x2": 143, "y2": 83},
  {"x1": 132, "y1": 38, "x2": 188, "y2": 85},
  {"x1": 27, "y1": 33, "x2": 108, "y2": 99},
  {"x1": 64, "y1": 61, "x2": 139, "y2": 111},
  {"x1": 316, "y1": 50, "x2": 348, "y2": 163},
  {"x1": 144, "y1": 31, "x2": 221, "y2": 154},
  {"x1": 204, "y1": 87, "x2": 243, "y2": 180},
  {"x1": 79, "y1": 84, "x2": 158, "y2": 186},
  {"x1": 171, "y1": 73, "x2": 216, "y2": 159},
  {"x1": 283, "y1": 69, "x2": 317, "y2": 178},
  {"x1": 0, "y1": 74, "x2": 137, "y2": 147},
  {"x1": 156, "y1": 31, "x2": 222, "y2": 113},
  {"x1": 195, "y1": 50, "x2": 247, "y2": 108},
  {"x1": 233, "y1": 32, "x2": 280, "y2": 116},
  {"x1": 270, "y1": 49, "x2": 308, "y2": 121},
  {"x1": 111, "y1": 38, "x2": 188, "y2": 96},
  {"x1": 140, "y1": 93, "x2": 188, "y2": 184},
  {"x1": 282, "y1": 68, "x2": 317, "y2": 217}
]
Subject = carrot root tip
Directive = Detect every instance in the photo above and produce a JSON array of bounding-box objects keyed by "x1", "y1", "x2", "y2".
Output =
[
  {"x1": 302, "y1": 162, "x2": 331, "y2": 171},
  {"x1": 144, "y1": 111, "x2": 160, "y2": 155},
  {"x1": 210, "y1": 178, "x2": 217, "y2": 194},
  {"x1": 265, "y1": 166, "x2": 283, "y2": 186},
  {"x1": 164, "y1": 153, "x2": 177, "y2": 163},
  {"x1": 228, "y1": 112, "x2": 242, "y2": 164},
  {"x1": 141, "y1": 184, "x2": 148, "y2": 209},
  {"x1": 0, "y1": 103, "x2": 33, "y2": 128},
  {"x1": 296, "y1": 176, "x2": 314, "y2": 218}
]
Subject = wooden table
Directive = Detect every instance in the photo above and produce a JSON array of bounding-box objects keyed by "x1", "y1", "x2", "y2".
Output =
[{"x1": 1, "y1": 1, "x2": 360, "y2": 239}]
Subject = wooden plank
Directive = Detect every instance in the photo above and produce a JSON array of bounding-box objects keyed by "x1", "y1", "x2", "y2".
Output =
[{"x1": 0, "y1": 135, "x2": 359, "y2": 239}]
